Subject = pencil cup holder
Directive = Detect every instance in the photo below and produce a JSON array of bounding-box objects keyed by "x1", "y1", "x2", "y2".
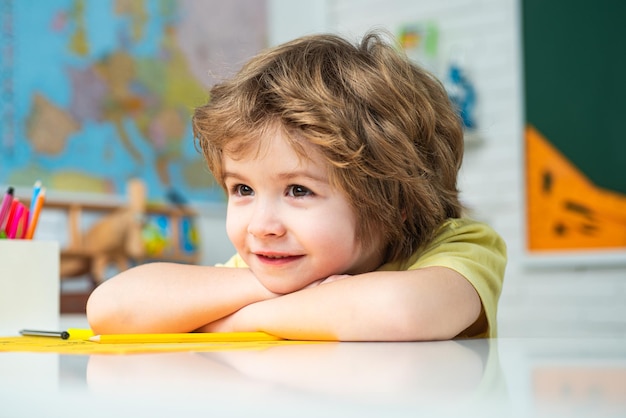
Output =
[{"x1": 0, "y1": 240, "x2": 60, "y2": 335}]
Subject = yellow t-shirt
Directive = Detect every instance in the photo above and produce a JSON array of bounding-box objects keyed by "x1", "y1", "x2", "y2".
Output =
[{"x1": 219, "y1": 218, "x2": 507, "y2": 339}]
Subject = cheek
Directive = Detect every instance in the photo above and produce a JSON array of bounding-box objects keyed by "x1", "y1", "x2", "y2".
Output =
[
  {"x1": 225, "y1": 208, "x2": 245, "y2": 247},
  {"x1": 308, "y1": 215, "x2": 360, "y2": 256}
]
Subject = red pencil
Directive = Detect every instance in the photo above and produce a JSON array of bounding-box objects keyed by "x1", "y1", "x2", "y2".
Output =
[
  {"x1": 6, "y1": 201, "x2": 25, "y2": 239},
  {"x1": 3, "y1": 199, "x2": 19, "y2": 236}
]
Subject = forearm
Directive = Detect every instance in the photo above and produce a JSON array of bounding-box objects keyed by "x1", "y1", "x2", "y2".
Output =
[
  {"x1": 86, "y1": 262, "x2": 275, "y2": 334},
  {"x1": 217, "y1": 267, "x2": 481, "y2": 341}
]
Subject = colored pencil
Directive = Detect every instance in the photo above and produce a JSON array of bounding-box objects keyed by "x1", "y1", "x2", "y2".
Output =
[
  {"x1": 28, "y1": 180, "x2": 41, "y2": 223},
  {"x1": 6, "y1": 201, "x2": 25, "y2": 239},
  {"x1": 89, "y1": 332, "x2": 282, "y2": 344},
  {"x1": 0, "y1": 186, "x2": 14, "y2": 230},
  {"x1": 25, "y1": 188, "x2": 45, "y2": 239}
]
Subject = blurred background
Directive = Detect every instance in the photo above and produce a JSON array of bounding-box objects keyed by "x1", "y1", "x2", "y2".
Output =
[{"x1": 1, "y1": 0, "x2": 624, "y2": 337}]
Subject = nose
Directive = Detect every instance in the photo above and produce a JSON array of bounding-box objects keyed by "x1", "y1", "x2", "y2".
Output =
[{"x1": 247, "y1": 198, "x2": 286, "y2": 238}]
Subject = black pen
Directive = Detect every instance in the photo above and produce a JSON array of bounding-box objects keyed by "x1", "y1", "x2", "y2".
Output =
[
  {"x1": 20, "y1": 329, "x2": 71, "y2": 339},
  {"x1": 19, "y1": 328, "x2": 94, "y2": 340}
]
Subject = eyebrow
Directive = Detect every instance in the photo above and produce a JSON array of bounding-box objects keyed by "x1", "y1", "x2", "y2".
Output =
[
  {"x1": 222, "y1": 170, "x2": 329, "y2": 185},
  {"x1": 276, "y1": 170, "x2": 329, "y2": 184}
]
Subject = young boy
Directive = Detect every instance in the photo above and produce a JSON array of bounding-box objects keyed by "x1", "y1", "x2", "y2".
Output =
[{"x1": 86, "y1": 31, "x2": 506, "y2": 341}]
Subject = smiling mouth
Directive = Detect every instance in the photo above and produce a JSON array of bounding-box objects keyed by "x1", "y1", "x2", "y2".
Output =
[{"x1": 255, "y1": 253, "x2": 303, "y2": 263}]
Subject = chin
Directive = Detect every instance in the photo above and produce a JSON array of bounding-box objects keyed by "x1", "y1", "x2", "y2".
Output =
[
  {"x1": 256, "y1": 274, "x2": 310, "y2": 295},
  {"x1": 263, "y1": 281, "x2": 299, "y2": 295}
]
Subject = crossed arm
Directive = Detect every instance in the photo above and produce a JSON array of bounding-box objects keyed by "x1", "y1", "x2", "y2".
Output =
[{"x1": 86, "y1": 262, "x2": 481, "y2": 341}]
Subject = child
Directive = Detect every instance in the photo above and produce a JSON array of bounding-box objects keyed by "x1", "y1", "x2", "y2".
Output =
[{"x1": 87, "y1": 31, "x2": 506, "y2": 341}]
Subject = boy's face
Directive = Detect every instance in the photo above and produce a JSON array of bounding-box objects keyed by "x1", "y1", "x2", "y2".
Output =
[{"x1": 223, "y1": 129, "x2": 383, "y2": 294}]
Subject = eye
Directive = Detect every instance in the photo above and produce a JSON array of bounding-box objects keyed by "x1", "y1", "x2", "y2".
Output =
[
  {"x1": 287, "y1": 184, "x2": 313, "y2": 198},
  {"x1": 231, "y1": 184, "x2": 254, "y2": 197}
]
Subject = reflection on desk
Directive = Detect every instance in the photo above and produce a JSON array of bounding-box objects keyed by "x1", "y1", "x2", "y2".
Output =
[{"x1": 1, "y1": 337, "x2": 625, "y2": 418}]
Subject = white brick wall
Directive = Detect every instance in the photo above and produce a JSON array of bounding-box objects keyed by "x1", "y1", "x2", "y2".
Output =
[{"x1": 264, "y1": 0, "x2": 626, "y2": 337}]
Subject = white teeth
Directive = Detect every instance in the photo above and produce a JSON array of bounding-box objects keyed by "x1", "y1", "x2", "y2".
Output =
[{"x1": 263, "y1": 255, "x2": 288, "y2": 259}]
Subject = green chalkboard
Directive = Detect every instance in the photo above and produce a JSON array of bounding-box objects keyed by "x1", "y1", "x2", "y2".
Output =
[{"x1": 522, "y1": 0, "x2": 626, "y2": 194}]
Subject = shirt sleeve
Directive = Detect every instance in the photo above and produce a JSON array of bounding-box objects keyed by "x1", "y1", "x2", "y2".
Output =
[
  {"x1": 215, "y1": 253, "x2": 248, "y2": 268},
  {"x1": 404, "y1": 218, "x2": 507, "y2": 338}
]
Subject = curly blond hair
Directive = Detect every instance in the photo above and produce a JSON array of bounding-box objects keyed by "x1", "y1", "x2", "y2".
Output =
[{"x1": 193, "y1": 31, "x2": 464, "y2": 263}]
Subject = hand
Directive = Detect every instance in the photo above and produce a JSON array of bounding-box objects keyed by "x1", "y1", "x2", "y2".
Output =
[
  {"x1": 322, "y1": 274, "x2": 352, "y2": 283},
  {"x1": 304, "y1": 274, "x2": 352, "y2": 289}
]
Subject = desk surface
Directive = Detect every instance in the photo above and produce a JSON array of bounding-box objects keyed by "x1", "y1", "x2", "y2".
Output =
[{"x1": 1, "y1": 318, "x2": 624, "y2": 418}]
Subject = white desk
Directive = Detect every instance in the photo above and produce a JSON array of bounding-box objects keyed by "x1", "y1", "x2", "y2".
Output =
[{"x1": 1, "y1": 318, "x2": 624, "y2": 418}]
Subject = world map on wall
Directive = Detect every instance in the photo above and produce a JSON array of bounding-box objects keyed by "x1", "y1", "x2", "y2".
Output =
[{"x1": 0, "y1": 0, "x2": 266, "y2": 203}]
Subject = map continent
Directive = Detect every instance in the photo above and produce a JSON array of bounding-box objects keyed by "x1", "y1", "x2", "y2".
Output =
[{"x1": 0, "y1": 0, "x2": 267, "y2": 203}]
